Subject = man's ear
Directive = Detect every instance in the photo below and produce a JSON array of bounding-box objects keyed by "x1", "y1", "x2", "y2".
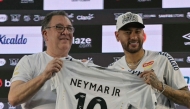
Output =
[
  {"x1": 115, "y1": 31, "x2": 120, "y2": 42},
  {"x1": 143, "y1": 30, "x2": 146, "y2": 42},
  {"x1": 42, "y1": 30, "x2": 48, "y2": 41}
]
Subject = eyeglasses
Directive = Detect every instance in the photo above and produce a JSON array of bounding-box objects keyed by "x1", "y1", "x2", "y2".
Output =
[{"x1": 46, "y1": 25, "x2": 75, "y2": 33}]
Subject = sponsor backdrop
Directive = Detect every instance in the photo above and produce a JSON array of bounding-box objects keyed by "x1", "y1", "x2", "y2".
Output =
[
  {"x1": 0, "y1": 0, "x2": 43, "y2": 10},
  {"x1": 0, "y1": 0, "x2": 190, "y2": 109},
  {"x1": 162, "y1": 0, "x2": 190, "y2": 8},
  {"x1": 104, "y1": 0, "x2": 162, "y2": 9},
  {"x1": 44, "y1": 0, "x2": 104, "y2": 10},
  {"x1": 70, "y1": 25, "x2": 102, "y2": 53},
  {"x1": 0, "y1": 27, "x2": 43, "y2": 54},
  {"x1": 163, "y1": 24, "x2": 190, "y2": 52}
]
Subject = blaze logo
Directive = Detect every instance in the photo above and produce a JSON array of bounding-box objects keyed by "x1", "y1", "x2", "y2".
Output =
[
  {"x1": 143, "y1": 61, "x2": 154, "y2": 70},
  {"x1": 72, "y1": 37, "x2": 92, "y2": 48},
  {"x1": 0, "y1": 79, "x2": 2, "y2": 87}
]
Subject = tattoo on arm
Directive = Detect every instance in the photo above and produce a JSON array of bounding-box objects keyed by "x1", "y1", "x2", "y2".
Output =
[
  {"x1": 162, "y1": 86, "x2": 190, "y2": 108},
  {"x1": 180, "y1": 86, "x2": 189, "y2": 91}
]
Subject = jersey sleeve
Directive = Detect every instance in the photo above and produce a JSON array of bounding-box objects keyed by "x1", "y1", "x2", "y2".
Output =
[
  {"x1": 11, "y1": 55, "x2": 34, "y2": 83},
  {"x1": 161, "y1": 52, "x2": 187, "y2": 89}
]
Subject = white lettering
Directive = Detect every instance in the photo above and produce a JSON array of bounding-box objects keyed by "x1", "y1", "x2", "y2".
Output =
[
  {"x1": 5, "y1": 79, "x2": 11, "y2": 87},
  {"x1": 77, "y1": 14, "x2": 94, "y2": 20}
]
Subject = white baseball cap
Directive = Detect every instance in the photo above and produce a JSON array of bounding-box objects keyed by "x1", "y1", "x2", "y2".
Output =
[{"x1": 116, "y1": 12, "x2": 145, "y2": 31}]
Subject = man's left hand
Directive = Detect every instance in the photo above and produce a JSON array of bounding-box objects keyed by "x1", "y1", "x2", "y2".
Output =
[{"x1": 139, "y1": 69, "x2": 162, "y2": 90}]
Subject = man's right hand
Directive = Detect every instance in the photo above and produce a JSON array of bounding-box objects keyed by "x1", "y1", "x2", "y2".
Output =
[
  {"x1": 9, "y1": 57, "x2": 63, "y2": 106},
  {"x1": 42, "y1": 58, "x2": 63, "y2": 80}
]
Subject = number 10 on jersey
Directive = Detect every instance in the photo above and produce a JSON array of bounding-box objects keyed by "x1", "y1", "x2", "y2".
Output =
[{"x1": 75, "y1": 92, "x2": 107, "y2": 109}]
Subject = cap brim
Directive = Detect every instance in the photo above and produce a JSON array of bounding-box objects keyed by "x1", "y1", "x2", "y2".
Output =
[{"x1": 119, "y1": 22, "x2": 145, "y2": 30}]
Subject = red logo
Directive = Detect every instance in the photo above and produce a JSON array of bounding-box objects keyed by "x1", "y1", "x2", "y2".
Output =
[
  {"x1": 0, "y1": 79, "x2": 2, "y2": 87},
  {"x1": 143, "y1": 61, "x2": 154, "y2": 67}
]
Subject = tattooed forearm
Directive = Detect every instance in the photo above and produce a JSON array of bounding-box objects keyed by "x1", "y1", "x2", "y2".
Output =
[
  {"x1": 162, "y1": 85, "x2": 190, "y2": 108},
  {"x1": 140, "y1": 70, "x2": 190, "y2": 108}
]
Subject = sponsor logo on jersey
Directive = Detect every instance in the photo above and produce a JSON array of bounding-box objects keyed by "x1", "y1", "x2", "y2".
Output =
[
  {"x1": 0, "y1": 14, "x2": 8, "y2": 22},
  {"x1": 128, "y1": 69, "x2": 142, "y2": 76},
  {"x1": 13, "y1": 66, "x2": 19, "y2": 75},
  {"x1": 0, "y1": 58, "x2": 6, "y2": 66},
  {"x1": 143, "y1": 61, "x2": 154, "y2": 70},
  {"x1": 0, "y1": 34, "x2": 27, "y2": 44},
  {"x1": 72, "y1": 37, "x2": 92, "y2": 48},
  {"x1": 159, "y1": 52, "x2": 179, "y2": 70}
]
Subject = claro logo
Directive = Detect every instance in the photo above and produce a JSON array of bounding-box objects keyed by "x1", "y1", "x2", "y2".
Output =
[
  {"x1": 0, "y1": 58, "x2": 6, "y2": 66},
  {"x1": 0, "y1": 34, "x2": 27, "y2": 44},
  {"x1": 0, "y1": 14, "x2": 8, "y2": 22},
  {"x1": 77, "y1": 14, "x2": 94, "y2": 20}
]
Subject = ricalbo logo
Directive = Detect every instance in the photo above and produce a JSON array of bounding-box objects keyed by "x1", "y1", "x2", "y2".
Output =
[{"x1": 0, "y1": 34, "x2": 27, "y2": 44}]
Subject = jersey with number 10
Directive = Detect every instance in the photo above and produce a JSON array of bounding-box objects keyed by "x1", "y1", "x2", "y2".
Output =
[{"x1": 51, "y1": 58, "x2": 157, "y2": 109}]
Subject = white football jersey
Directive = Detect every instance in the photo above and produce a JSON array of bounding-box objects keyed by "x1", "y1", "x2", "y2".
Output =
[
  {"x1": 51, "y1": 58, "x2": 158, "y2": 109},
  {"x1": 109, "y1": 50, "x2": 188, "y2": 109}
]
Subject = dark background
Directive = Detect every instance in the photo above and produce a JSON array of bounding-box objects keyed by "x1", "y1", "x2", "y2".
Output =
[{"x1": 163, "y1": 23, "x2": 190, "y2": 52}]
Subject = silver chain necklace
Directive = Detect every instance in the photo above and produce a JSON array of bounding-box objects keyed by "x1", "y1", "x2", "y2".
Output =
[
  {"x1": 126, "y1": 52, "x2": 145, "y2": 67},
  {"x1": 126, "y1": 58, "x2": 143, "y2": 67}
]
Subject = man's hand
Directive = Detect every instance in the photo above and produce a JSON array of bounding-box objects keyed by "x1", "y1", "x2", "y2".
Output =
[
  {"x1": 42, "y1": 58, "x2": 63, "y2": 80},
  {"x1": 139, "y1": 69, "x2": 163, "y2": 91}
]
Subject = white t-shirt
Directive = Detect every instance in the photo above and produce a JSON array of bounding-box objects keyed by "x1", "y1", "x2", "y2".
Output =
[
  {"x1": 11, "y1": 52, "x2": 71, "y2": 109},
  {"x1": 51, "y1": 57, "x2": 158, "y2": 109},
  {"x1": 109, "y1": 50, "x2": 187, "y2": 109}
]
